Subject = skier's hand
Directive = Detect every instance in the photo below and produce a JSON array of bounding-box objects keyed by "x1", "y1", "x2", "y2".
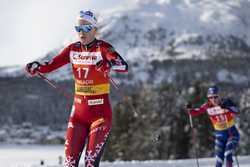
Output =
[
  {"x1": 185, "y1": 102, "x2": 192, "y2": 110},
  {"x1": 96, "y1": 60, "x2": 111, "y2": 73},
  {"x1": 25, "y1": 61, "x2": 41, "y2": 76}
]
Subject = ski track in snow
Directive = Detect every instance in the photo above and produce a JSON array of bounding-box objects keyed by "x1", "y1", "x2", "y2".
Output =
[
  {"x1": 99, "y1": 156, "x2": 250, "y2": 167},
  {"x1": 0, "y1": 145, "x2": 249, "y2": 167}
]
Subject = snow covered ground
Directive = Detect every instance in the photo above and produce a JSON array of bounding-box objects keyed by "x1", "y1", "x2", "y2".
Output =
[
  {"x1": 0, "y1": 144, "x2": 249, "y2": 167},
  {"x1": 0, "y1": 145, "x2": 64, "y2": 167}
]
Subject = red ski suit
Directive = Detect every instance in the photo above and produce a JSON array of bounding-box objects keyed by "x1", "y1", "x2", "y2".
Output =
[
  {"x1": 38, "y1": 39, "x2": 128, "y2": 167},
  {"x1": 189, "y1": 102, "x2": 236, "y2": 131}
]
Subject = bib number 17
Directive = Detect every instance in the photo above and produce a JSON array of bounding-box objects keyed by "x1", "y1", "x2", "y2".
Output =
[{"x1": 77, "y1": 67, "x2": 89, "y2": 79}]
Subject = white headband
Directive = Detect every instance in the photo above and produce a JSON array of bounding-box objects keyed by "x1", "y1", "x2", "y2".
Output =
[{"x1": 78, "y1": 10, "x2": 97, "y2": 27}]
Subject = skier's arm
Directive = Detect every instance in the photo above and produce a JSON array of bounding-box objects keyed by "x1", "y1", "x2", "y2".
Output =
[
  {"x1": 221, "y1": 98, "x2": 240, "y2": 115},
  {"x1": 38, "y1": 46, "x2": 71, "y2": 73},
  {"x1": 103, "y1": 44, "x2": 128, "y2": 73},
  {"x1": 188, "y1": 103, "x2": 208, "y2": 117}
]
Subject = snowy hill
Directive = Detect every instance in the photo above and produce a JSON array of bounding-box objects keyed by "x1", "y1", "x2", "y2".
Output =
[
  {"x1": 100, "y1": 0, "x2": 250, "y2": 61},
  {"x1": 1, "y1": 0, "x2": 250, "y2": 81},
  {"x1": 0, "y1": 66, "x2": 24, "y2": 77}
]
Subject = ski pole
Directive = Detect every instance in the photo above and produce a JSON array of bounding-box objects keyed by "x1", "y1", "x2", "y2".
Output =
[
  {"x1": 228, "y1": 126, "x2": 240, "y2": 167},
  {"x1": 36, "y1": 73, "x2": 71, "y2": 100},
  {"x1": 109, "y1": 77, "x2": 138, "y2": 117},
  {"x1": 36, "y1": 73, "x2": 72, "y2": 110},
  {"x1": 110, "y1": 76, "x2": 158, "y2": 144},
  {"x1": 37, "y1": 73, "x2": 57, "y2": 89},
  {"x1": 96, "y1": 60, "x2": 138, "y2": 117},
  {"x1": 234, "y1": 150, "x2": 240, "y2": 167},
  {"x1": 188, "y1": 112, "x2": 200, "y2": 167}
]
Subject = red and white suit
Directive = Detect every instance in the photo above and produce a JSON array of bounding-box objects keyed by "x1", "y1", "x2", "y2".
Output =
[{"x1": 37, "y1": 39, "x2": 128, "y2": 167}]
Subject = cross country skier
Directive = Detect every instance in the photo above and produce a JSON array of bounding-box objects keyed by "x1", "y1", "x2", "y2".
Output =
[
  {"x1": 26, "y1": 10, "x2": 128, "y2": 167},
  {"x1": 186, "y1": 85, "x2": 240, "y2": 167}
]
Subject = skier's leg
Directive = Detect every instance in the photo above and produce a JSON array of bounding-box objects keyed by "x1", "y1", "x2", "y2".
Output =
[
  {"x1": 215, "y1": 132, "x2": 227, "y2": 167},
  {"x1": 64, "y1": 117, "x2": 89, "y2": 167},
  {"x1": 225, "y1": 126, "x2": 240, "y2": 167},
  {"x1": 84, "y1": 118, "x2": 111, "y2": 167}
]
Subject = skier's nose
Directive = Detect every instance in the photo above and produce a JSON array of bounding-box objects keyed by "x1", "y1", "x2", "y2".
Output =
[{"x1": 78, "y1": 31, "x2": 84, "y2": 35}]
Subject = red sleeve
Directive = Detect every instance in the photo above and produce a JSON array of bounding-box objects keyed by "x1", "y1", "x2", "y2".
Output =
[
  {"x1": 189, "y1": 103, "x2": 209, "y2": 117},
  {"x1": 38, "y1": 46, "x2": 71, "y2": 73},
  {"x1": 102, "y1": 42, "x2": 128, "y2": 73}
]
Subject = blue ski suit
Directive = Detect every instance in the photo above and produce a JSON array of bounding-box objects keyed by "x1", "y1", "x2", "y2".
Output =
[{"x1": 190, "y1": 98, "x2": 240, "y2": 167}]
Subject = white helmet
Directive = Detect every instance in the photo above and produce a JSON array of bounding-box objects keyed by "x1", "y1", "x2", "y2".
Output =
[{"x1": 77, "y1": 10, "x2": 97, "y2": 27}]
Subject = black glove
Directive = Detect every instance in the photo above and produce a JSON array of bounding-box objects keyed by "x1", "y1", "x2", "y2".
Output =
[
  {"x1": 185, "y1": 102, "x2": 192, "y2": 110},
  {"x1": 25, "y1": 61, "x2": 41, "y2": 76}
]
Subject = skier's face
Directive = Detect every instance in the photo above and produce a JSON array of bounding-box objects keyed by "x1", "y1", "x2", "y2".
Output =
[
  {"x1": 76, "y1": 19, "x2": 97, "y2": 45},
  {"x1": 208, "y1": 95, "x2": 220, "y2": 106}
]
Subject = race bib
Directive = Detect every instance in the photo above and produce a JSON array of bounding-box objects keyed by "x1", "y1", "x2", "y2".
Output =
[{"x1": 88, "y1": 99, "x2": 104, "y2": 106}]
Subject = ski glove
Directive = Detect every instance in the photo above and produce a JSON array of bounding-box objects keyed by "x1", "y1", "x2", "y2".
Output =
[
  {"x1": 26, "y1": 61, "x2": 41, "y2": 76},
  {"x1": 185, "y1": 102, "x2": 192, "y2": 110},
  {"x1": 96, "y1": 60, "x2": 111, "y2": 73}
]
